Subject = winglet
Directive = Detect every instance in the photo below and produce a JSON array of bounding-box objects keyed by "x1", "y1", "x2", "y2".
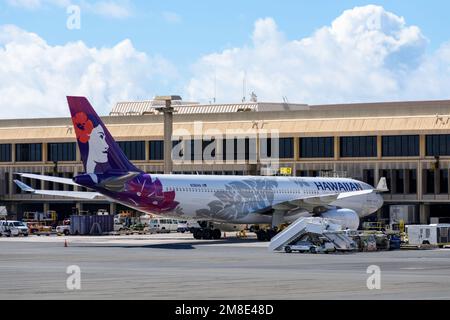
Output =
[
  {"x1": 14, "y1": 180, "x2": 35, "y2": 193},
  {"x1": 375, "y1": 177, "x2": 389, "y2": 192}
]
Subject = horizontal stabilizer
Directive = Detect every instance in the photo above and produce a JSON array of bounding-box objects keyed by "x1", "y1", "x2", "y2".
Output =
[
  {"x1": 14, "y1": 180, "x2": 102, "y2": 200},
  {"x1": 14, "y1": 173, "x2": 79, "y2": 186}
]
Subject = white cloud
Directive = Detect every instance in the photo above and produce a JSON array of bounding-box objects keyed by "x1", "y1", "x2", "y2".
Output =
[
  {"x1": 186, "y1": 5, "x2": 449, "y2": 104},
  {"x1": 0, "y1": 25, "x2": 178, "y2": 119}
]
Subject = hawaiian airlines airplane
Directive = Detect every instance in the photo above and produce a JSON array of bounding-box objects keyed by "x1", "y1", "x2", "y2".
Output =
[{"x1": 14, "y1": 97, "x2": 387, "y2": 240}]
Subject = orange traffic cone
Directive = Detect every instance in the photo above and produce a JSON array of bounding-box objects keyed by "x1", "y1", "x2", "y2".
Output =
[{"x1": 64, "y1": 239, "x2": 68, "y2": 247}]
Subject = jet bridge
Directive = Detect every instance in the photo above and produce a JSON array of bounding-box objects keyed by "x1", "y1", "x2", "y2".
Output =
[{"x1": 268, "y1": 217, "x2": 357, "y2": 252}]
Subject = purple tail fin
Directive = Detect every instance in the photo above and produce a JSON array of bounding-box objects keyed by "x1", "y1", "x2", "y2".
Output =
[{"x1": 67, "y1": 96, "x2": 141, "y2": 174}]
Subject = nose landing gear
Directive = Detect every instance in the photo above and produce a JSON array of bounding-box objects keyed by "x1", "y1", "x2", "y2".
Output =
[{"x1": 256, "y1": 228, "x2": 278, "y2": 241}]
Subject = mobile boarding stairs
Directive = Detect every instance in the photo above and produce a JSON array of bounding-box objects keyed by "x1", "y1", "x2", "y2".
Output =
[{"x1": 268, "y1": 217, "x2": 357, "y2": 252}]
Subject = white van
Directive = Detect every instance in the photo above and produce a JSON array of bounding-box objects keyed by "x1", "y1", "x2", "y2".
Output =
[
  {"x1": 149, "y1": 218, "x2": 178, "y2": 233},
  {"x1": 0, "y1": 220, "x2": 29, "y2": 237}
]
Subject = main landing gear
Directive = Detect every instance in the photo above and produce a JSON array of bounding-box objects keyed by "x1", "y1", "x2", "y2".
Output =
[
  {"x1": 192, "y1": 221, "x2": 222, "y2": 240},
  {"x1": 193, "y1": 228, "x2": 222, "y2": 240},
  {"x1": 256, "y1": 210, "x2": 284, "y2": 241}
]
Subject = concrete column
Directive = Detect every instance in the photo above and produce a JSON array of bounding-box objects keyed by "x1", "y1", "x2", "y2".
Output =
[
  {"x1": 109, "y1": 202, "x2": 117, "y2": 215},
  {"x1": 40, "y1": 167, "x2": 47, "y2": 190},
  {"x1": 76, "y1": 143, "x2": 81, "y2": 162},
  {"x1": 377, "y1": 136, "x2": 382, "y2": 159},
  {"x1": 374, "y1": 162, "x2": 380, "y2": 187},
  {"x1": 294, "y1": 137, "x2": 299, "y2": 160},
  {"x1": 216, "y1": 139, "x2": 223, "y2": 164},
  {"x1": 334, "y1": 136, "x2": 340, "y2": 161},
  {"x1": 418, "y1": 161, "x2": 423, "y2": 199},
  {"x1": 73, "y1": 167, "x2": 79, "y2": 191},
  {"x1": 42, "y1": 143, "x2": 48, "y2": 163},
  {"x1": 145, "y1": 141, "x2": 150, "y2": 162},
  {"x1": 8, "y1": 168, "x2": 14, "y2": 197},
  {"x1": 419, "y1": 135, "x2": 426, "y2": 158},
  {"x1": 10, "y1": 203, "x2": 18, "y2": 217},
  {"x1": 163, "y1": 103, "x2": 173, "y2": 174},
  {"x1": 12, "y1": 143, "x2": 16, "y2": 164},
  {"x1": 420, "y1": 204, "x2": 430, "y2": 224},
  {"x1": 75, "y1": 202, "x2": 82, "y2": 215}
]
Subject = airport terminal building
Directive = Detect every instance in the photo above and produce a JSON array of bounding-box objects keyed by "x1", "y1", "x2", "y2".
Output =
[{"x1": 2, "y1": 98, "x2": 450, "y2": 224}]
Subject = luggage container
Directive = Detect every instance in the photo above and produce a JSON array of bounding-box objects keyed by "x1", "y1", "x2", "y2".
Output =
[
  {"x1": 406, "y1": 224, "x2": 450, "y2": 246},
  {"x1": 70, "y1": 215, "x2": 114, "y2": 235}
]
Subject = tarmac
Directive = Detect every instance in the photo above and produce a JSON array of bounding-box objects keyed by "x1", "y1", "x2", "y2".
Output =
[{"x1": 1, "y1": 233, "x2": 450, "y2": 300}]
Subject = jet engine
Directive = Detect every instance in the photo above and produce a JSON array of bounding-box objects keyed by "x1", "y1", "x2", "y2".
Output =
[{"x1": 320, "y1": 208, "x2": 360, "y2": 230}]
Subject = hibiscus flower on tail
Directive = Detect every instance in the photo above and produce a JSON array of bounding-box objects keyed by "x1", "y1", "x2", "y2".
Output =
[{"x1": 72, "y1": 112, "x2": 94, "y2": 143}]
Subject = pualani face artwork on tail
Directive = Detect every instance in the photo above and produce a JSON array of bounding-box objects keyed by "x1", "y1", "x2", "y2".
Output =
[
  {"x1": 68, "y1": 96, "x2": 179, "y2": 214},
  {"x1": 14, "y1": 96, "x2": 387, "y2": 233}
]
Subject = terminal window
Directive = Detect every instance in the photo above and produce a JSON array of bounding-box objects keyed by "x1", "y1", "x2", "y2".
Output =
[
  {"x1": 47, "y1": 143, "x2": 76, "y2": 162},
  {"x1": 362, "y1": 169, "x2": 375, "y2": 186},
  {"x1": 279, "y1": 138, "x2": 294, "y2": 159},
  {"x1": 406, "y1": 169, "x2": 417, "y2": 194},
  {"x1": 382, "y1": 135, "x2": 419, "y2": 157},
  {"x1": 222, "y1": 138, "x2": 256, "y2": 161},
  {"x1": 262, "y1": 137, "x2": 294, "y2": 159},
  {"x1": 440, "y1": 169, "x2": 449, "y2": 194},
  {"x1": 392, "y1": 169, "x2": 405, "y2": 194},
  {"x1": 426, "y1": 134, "x2": 450, "y2": 156},
  {"x1": 150, "y1": 140, "x2": 164, "y2": 160},
  {"x1": 340, "y1": 136, "x2": 377, "y2": 158},
  {"x1": 0, "y1": 144, "x2": 12, "y2": 162},
  {"x1": 118, "y1": 141, "x2": 145, "y2": 161},
  {"x1": 202, "y1": 139, "x2": 216, "y2": 160},
  {"x1": 183, "y1": 140, "x2": 218, "y2": 161},
  {"x1": 425, "y1": 169, "x2": 435, "y2": 194},
  {"x1": 15, "y1": 143, "x2": 42, "y2": 162},
  {"x1": 300, "y1": 137, "x2": 334, "y2": 158}
]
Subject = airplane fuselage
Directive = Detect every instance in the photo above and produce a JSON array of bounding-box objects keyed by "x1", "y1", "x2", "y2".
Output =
[{"x1": 83, "y1": 173, "x2": 384, "y2": 225}]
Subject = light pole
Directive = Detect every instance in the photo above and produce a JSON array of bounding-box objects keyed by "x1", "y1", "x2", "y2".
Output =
[{"x1": 155, "y1": 96, "x2": 179, "y2": 174}]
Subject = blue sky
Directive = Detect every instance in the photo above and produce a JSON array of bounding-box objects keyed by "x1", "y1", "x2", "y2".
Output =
[
  {"x1": 2, "y1": 1, "x2": 449, "y2": 62},
  {"x1": 1, "y1": 0, "x2": 450, "y2": 117}
]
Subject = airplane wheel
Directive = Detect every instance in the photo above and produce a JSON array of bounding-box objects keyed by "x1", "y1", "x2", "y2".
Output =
[
  {"x1": 212, "y1": 229, "x2": 221, "y2": 240},
  {"x1": 256, "y1": 230, "x2": 266, "y2": 241},
  {"x1": 266, "y1": 229, "x2": 277, "y2": 241},
  {"x1": 202, "y1": 229, "x2": 212, "y2": 240},
  {"x1": 193, "y1": 229, "x2": 203, "y2": 240}
]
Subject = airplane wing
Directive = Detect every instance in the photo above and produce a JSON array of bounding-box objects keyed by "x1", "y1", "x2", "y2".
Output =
[
  {"x1": 272, "y1": 189, "x2": 374, "y2": 212},
  {"x1": 15, "y1": 173, "x2": 79, "y2": 186},
  {"x1": 14, "y1": 180, "x2": 103, "y2": 200}
]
